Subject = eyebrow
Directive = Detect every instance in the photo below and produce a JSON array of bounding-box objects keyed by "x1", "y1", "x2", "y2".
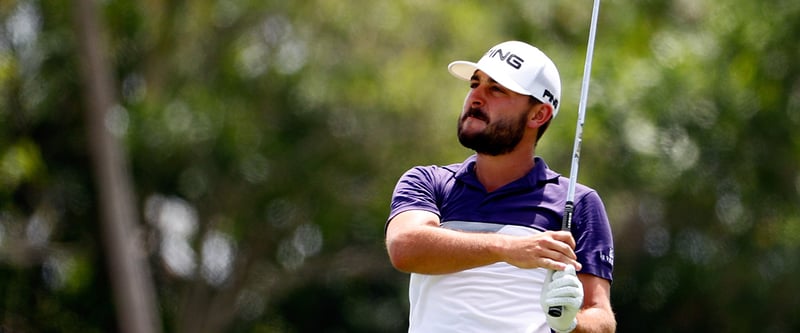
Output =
[{"x1": 469, "y1": 72, "x2": 499, "y2": 84}]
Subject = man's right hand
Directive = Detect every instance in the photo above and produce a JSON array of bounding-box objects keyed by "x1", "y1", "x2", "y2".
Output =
[{"x1": 500, "y1": 230, "x2": 582, "y2": 271}]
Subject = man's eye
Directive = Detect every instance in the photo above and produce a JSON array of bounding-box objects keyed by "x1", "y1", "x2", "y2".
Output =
[{"x1": 470, "y1": 82, "x2": 479, "y2": 89}]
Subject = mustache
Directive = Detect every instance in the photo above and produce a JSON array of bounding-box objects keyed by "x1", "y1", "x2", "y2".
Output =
[{"x1": 463, "y1": 107, "x2": 489, "y2": 122}]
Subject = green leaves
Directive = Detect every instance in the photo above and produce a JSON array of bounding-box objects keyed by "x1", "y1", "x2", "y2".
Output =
[{"x1": 1, "y1": 0, "x2": 799, "y2": 332}]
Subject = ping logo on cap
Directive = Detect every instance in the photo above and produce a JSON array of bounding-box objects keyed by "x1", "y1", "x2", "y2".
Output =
[
  {"x1": 486, "y1": 48, "x2": 524, "y2": 69},
  {"x1": 543, "y1": 89, "x2": 559, "y2": 109}
]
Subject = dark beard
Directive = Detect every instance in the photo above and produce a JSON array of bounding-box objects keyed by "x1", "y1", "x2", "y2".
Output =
[{"x1": 457, "y1": 108, "x2": 528, "y2": 156}]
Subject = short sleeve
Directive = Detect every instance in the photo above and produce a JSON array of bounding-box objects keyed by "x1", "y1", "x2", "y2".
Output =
[
  {"x1": 387, "y1": 166, "x2": 443, "y2": 224},
  {"x1": 572, "y1": 190, "x2": 614, "y2": 281}
]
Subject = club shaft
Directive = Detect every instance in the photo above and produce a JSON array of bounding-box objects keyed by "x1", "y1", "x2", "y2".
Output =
[
  {"x1": 564, "y1": 0, "x2": 600, "y2": 223},
  {"x1": 550, "y1": 0, "x2": 601, "y2": 319}
]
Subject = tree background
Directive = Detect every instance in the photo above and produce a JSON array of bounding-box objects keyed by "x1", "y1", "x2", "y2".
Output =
[{"x1": 1, "y1": 0, "x2": 799, "y2": 332}]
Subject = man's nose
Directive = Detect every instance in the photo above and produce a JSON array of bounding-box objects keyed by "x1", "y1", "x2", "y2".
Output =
[{"x1": 468, "y1": 86, "x2": 486, "y2": 108}]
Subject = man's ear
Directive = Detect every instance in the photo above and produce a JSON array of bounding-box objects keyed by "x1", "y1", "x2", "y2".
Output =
[{"x1": 528, "y1": 104, "x2": 553, "y2": 128}]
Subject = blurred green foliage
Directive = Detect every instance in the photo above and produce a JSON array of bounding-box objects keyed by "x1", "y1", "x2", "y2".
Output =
[{"x1": 1, "y1": 0, "x2": 799, "y2": 332}]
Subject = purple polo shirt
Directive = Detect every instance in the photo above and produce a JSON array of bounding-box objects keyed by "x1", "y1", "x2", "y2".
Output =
[{"x1": 388, "y1": 155, "x2": 614, "y2": 281}]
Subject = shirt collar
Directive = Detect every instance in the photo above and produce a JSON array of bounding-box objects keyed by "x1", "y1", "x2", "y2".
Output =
[{"x1": 454, "y1": 154, "x2": 561, "y2": 190}]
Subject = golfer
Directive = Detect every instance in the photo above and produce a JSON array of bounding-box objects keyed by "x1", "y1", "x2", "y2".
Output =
[{"x1": 385, "y1": 41, "x2": 616, "y2": 333}]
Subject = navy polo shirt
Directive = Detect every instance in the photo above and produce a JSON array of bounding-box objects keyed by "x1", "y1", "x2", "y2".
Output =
[{"x1": 389, "y1": 154, "x2": 614, "y2": 281}]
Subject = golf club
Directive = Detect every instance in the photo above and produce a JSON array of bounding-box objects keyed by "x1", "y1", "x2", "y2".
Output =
[{"x1": 548, "y1": 0, "x2": 601, "y2": 318}]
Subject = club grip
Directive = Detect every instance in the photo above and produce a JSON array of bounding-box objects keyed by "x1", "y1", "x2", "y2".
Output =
[{"x1": 547, "y1": 203, "x2": 573, "y2": 318}]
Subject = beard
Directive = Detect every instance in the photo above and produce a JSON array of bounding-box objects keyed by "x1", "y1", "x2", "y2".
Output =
[{"x1": 457, "y1": 107, "x2": 528, "y2": 156}]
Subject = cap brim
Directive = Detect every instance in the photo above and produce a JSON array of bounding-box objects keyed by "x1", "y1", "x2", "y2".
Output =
[
  {"x1": 447, "y1": 61, "x2": 478, "y2": 81},
  {"x1": 447, "y1": 60, "x2": 531, "y2": 96}
]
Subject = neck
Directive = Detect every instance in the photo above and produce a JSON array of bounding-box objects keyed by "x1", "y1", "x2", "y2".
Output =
[{"x1": 474, "y1": 148, "x2": 536, "y2": 192}]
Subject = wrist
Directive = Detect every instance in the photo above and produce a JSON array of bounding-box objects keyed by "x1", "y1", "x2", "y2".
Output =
[{"x1": 487, "y1": 233, "x2": 511, "y2": 263}]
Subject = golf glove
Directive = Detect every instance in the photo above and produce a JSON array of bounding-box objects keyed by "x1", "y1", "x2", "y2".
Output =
[{"x1": 540, "y1": 265, "x2": 583, "y2": 333}]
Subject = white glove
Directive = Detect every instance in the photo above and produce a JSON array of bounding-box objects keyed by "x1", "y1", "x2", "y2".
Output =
[{"x1": 540, "y1": 265, "x2": 583, "y2": 333}]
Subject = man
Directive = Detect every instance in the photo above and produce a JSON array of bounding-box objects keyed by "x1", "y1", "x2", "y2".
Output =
[{"x1": 385, "y1": 41, "x2": 616, "y2": 333}]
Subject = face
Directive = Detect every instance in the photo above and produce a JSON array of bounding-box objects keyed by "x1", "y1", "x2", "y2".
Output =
[{"x1": 457, "y1": 71, "x2": 534, "y2": 156}]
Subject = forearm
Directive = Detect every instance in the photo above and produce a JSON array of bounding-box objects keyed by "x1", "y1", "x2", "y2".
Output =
[
  {"x1": 573, "y1": 307, "x2": 616, "y2": 333},
  {"x1": 387, "y1": 223, "x2": 508, "y2": 274},
  {"x1": 387, "y1": 210, "x2": 581, "y2": 274}
]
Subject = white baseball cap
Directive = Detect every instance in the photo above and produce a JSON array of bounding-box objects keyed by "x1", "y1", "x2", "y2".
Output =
[{"x1": 448, "y1": 41, "x2": 562, "y2": 117}]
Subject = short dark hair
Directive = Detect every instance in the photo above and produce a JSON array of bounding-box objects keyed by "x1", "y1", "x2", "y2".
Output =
[{"x1": 530, "y1": 96, "x2": 551, "y2": 143}]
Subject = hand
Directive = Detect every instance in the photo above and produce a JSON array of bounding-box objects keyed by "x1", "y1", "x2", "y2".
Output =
[
  {"x1": 541, "y1": 265, "x2": 583, "y2": 333},
  {"x1": 501, "y1": 231, "x2": 582, "y2": 271}
]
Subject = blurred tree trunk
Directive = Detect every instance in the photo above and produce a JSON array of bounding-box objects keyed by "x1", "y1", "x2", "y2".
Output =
[{"x1": 72, "y1": 1, "x2": 162, "y2": 333}]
